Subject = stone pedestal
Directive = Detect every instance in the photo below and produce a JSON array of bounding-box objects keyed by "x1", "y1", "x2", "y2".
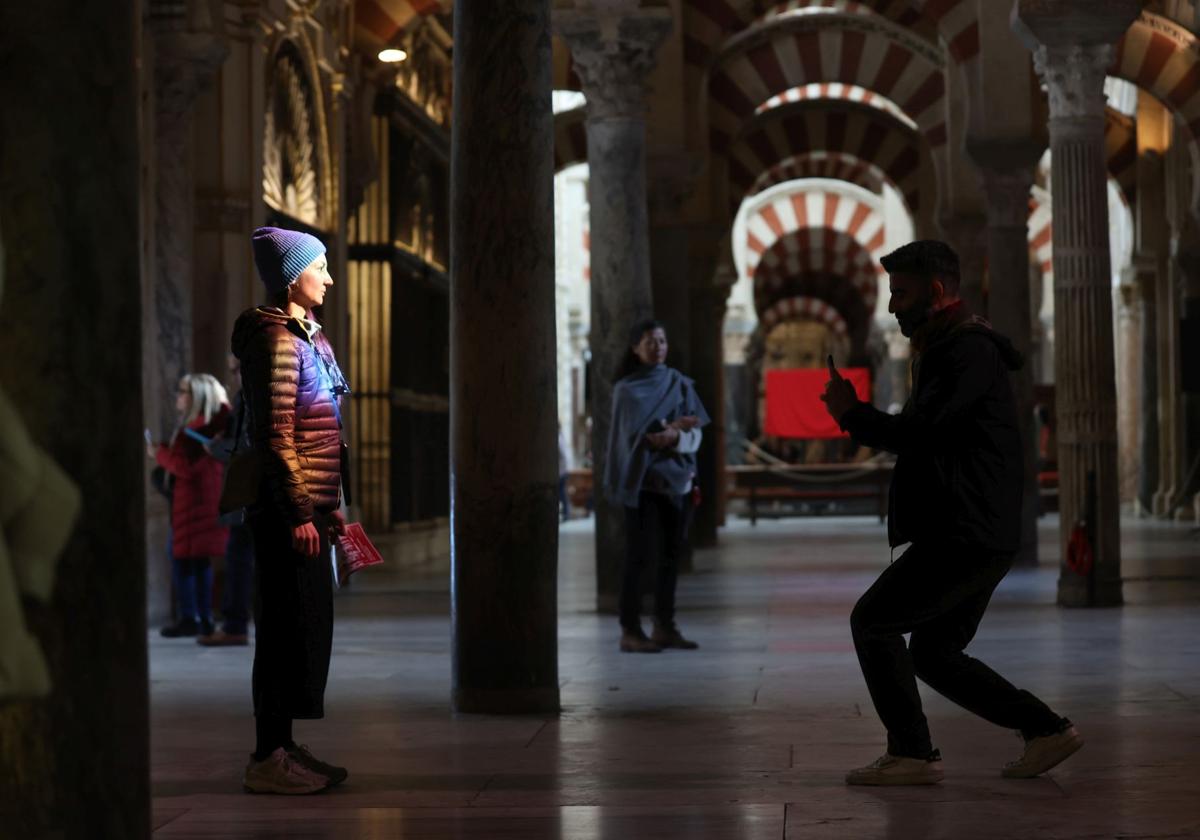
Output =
[
  {"x1": 1017, "y1": 0, "x2": 1138, "y2": 605},
  {"x1": 970, "y1": 141, "x2": 1043, "y2": 566},
  {"x1": 0, "y1": 1, "x2": 149, "y2": 835},
  {"x1": 449, "y1": 0, "x2": 559, "y2": 713},
  {"x1": 555, "y1": 5, "x2": 671, "y2": 612}
]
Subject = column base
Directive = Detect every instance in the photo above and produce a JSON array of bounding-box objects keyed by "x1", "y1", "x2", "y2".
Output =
[
  {"x1": 1056, "y1": 573, "x2": 1123, "y2": 607},
  {"x1": 1152, "y1": 489, "x2": 1173, "y2": 517},
  {"x1": 452, "y1": 686, "x2": 561, "y2": 715}
]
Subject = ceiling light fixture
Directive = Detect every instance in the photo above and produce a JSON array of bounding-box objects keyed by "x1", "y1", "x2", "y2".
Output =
[{"x1": 378, "y1": 48, "x2": 408, "y2": 63}]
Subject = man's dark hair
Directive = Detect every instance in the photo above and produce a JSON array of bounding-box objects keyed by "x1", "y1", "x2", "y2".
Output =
[
  {"x1": 879, "y1": 240, "x2": 961, "y2": 295},
  {"x1": 613, "y1": 318, "x2": 665, "y2": 382}
]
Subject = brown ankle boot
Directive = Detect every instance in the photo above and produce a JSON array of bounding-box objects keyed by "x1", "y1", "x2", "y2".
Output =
[
  {"x1": 619, "y1": 630, "x2": 662, "y2": 653},
  {"x1": 651, "y1": 623, "x2": 699, "y2": 650}
]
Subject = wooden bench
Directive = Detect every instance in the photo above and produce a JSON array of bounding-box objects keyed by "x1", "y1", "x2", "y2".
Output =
[{"x1": 726, "y1": 462, "x2": 894, "y2": 525}]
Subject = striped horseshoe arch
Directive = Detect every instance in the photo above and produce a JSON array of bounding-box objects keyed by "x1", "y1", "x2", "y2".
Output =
[
  {"x1": 744, "y1": 187, "x2": 886, "y2": 302},
  {"x1": 748, "y1": 151, "x2": 887, "y2": 201},
  {"x1": 685, "y1": 0, "x2": 978, "y2": 77},
  {"x1": 1111, "y1": 11, "x2": 1200, "y2": 211},
  {"x1": 753, "y1": 229, "x2": 880, "y2": 315},
  {"x1": 554, "y1": 106, "x2": 587, "y2": 173},
  {"x1": 728, "y1": 98, "x2": 926, "y2": 217},
  {"x1": 759, "y1": 295, "x2": 851, "y2": 337},
  {"x1": 707, "y1": 9, "x2": 948, "y2": 155},
  {"x1": 752, "y1": 262, "x2": 874, "y2": 349}
]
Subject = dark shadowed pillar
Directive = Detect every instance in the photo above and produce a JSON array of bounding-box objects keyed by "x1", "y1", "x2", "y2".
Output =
[
  {"x1": 970, "y1": 140, "x2": 1044, "y2": 568},
  {"x1": 450, "y1": 0, "x2": 559, "y2": 714},
  {"x1": 555, "y1": 4, "x2": 671, "y2": 612},
  {"x1": 0, "y1": 0, "x2": 149, "y2": 836},
  {"x1": 1015, "y1": 0, "x2": 1139, "y2": 606}
]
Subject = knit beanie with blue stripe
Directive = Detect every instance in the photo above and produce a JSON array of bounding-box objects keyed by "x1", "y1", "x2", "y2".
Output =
[{"x1": 251, "y1": 227, "x2": 326, "y2": 296}]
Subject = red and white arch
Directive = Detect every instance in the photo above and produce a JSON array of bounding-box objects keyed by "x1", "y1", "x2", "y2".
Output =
[
  {"x1": 748, "y1": 151, "x2": 886, "y2": 201},
  {"x1": 744, "y1": 187, "x2": 886, "y2": 308},
  {"x1": 1111, "y1": 11, "x2": 1200, "y2": 213},
  {"x1": 729, "y1": 99, "x2": 926, "y2": 218},
  {"x1": 707, "y1": 10, "x2": 947, "y2": 155}
]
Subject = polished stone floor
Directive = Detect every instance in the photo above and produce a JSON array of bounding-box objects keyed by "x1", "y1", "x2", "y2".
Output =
[{"x1": 150, "y1": 514, "x2": 1200, "y2": 838}]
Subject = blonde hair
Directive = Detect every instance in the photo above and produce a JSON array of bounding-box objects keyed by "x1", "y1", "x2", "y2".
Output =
[{"x1": 179, "y1": 373, "x2": 229, "y2": 427}]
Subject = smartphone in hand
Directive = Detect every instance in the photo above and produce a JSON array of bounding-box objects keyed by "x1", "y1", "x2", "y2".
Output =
[{"x1": 144, "y1": 428, "x2": 153, "y2": 446}]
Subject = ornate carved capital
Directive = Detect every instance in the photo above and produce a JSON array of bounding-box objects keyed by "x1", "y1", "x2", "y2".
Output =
[
  {"x1": 1032, "y1": 44, "x2": 1111, "y2": 121},
  {"x1": 554, "y1": 8, "x2": 672, "y2": 120}
]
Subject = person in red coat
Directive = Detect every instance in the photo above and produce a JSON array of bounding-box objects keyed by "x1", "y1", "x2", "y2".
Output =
[{"x1": 149, "y1": 372, "x2": 231, "y2": 637}]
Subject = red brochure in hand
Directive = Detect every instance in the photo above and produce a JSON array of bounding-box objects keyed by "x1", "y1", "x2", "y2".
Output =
[{"x1": 336, "y1": 522, "x2": 384, "y2": 581}]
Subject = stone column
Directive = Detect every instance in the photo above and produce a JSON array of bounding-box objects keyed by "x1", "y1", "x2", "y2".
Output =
[
  {"x1": 1135, "y1": 268, "x2": 1161, "y2": 512},
  {"x1": 1016, "y1": 0, "x2": 1139, "y2": 606},
  {"x1": 940, "y1": 213, "x2": 989, "y2": 314},
  {"x1": 555, "y1": 4, "x2": 672, "y2": 612},
  {"x1": 970, "y1": 141, "x2": 1043, "y2": 566},
  {"x1": 145, "y1": 15, "x2": 228, "y2": 623},
  {"x1": 691, "y1": 276, "x2": 733, "y2": 547},
  {"x1": 148, "y1": 19, "x2": 228, "y2": 436},
  {"x1": 0, "y1": 0, "x2": 148, "y2": 835},
  {"x1": 450, "y1": 0, "x2": 559, "y2": 714}
]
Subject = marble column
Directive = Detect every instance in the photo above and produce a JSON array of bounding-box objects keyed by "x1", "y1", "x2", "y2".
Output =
[
  {"x1": 1016, "y1": 0, "x2": 1138, "y2": 606},
  {"x1": 0, "y1": 0, "x2": 148, "y2": 835},
  {"x1": 971, "y1": 141, "x2": 1043, "y2": 567},
  {"x1": 555, "y1": 5, "x2": 672, "y2": 612},
  {"x1": 449, "y1": 0, "x2": 559, "y2": 713}
]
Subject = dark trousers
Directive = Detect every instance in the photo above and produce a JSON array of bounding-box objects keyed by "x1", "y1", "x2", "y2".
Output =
[
  {"x1": 221, "y1": 522, "x2": 255, "y2": 635},
  {"x1": 250, "y1": 509, "x2": 333, "y2": 720},
  {"x1": 620, "y1": 491, "x2": 691, "y2": 633},
  {"x1": 850, "y1": 542, "x2": 1064, "y2": 758}
]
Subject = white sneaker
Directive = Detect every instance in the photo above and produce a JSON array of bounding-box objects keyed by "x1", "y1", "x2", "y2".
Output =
[
  {"x1": 845, "y1": 752, "x2": 944, "y2": 786},
  {"x1": 243, "y1": 747, "x2": 329, "y2": 794},
  {"x1": 1003, "y1": 726, "x2": 1084, "y2": 778}
]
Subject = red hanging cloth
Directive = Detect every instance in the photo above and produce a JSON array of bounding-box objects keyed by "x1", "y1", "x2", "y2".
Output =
[{"x1": 763, "y1": 367, "x2": 872, "y2": 440}]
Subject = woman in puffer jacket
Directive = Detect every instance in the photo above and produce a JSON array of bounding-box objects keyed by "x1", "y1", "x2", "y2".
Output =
[
  {"x1": 152, "y1": 373, "x2": 231, "y2": 638},
  {"x1": 231, "y1": 226, "x2": 351, "y2": 796}
]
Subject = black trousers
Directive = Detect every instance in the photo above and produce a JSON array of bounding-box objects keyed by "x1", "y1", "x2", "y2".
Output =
[
  {"x1": 850, "y1": 542, "x2": 1064, "y2": 758},
  {"x1": 249, "y1": 509, "x2": 334, "y2": 720},
  {"x1": 620, "y1": 491, "x2": 691, "y2": 633}
]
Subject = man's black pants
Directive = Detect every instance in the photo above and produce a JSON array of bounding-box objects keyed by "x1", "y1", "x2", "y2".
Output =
[{"x1": 850, "y1": 542, "x2": 1064, "y2": 758}]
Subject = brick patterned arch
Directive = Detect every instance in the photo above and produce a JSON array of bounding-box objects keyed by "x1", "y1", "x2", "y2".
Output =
[
  {"x1": 355, "y1": 0, "x2": 445, "y2": 47},
  {"x1": 1111, "y1": 11, "x2": 1200, "y2": 213},
  {"x1": 707, "y1": 9, "x2": 947, "y2": 155},
  {"x1": 729, "y1": 98, "x2": 927, "y2": 217},
  {"x1": 749, "y1": 151, "x2": 886, "y2": 200},
  {"x1": 554, "y1": 106, "x2": 588, "y2": 173},
  {"x1": 745, "y1": 188, "x2": 886, "y2": 307}
]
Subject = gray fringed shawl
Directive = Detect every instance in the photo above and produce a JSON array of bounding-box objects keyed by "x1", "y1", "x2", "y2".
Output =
[{"x1": 604, "y1": 364, "x2": 711, "y2": 507}]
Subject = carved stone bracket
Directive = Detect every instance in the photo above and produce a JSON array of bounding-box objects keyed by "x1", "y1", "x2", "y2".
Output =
[{"x1": 554, "y1": 8, "x2": 672, "y2": 121}]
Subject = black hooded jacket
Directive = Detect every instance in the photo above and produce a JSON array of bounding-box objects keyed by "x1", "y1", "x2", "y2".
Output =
[{"x1": 839, "y1": 303, "x2": 1025, "y2": 551}]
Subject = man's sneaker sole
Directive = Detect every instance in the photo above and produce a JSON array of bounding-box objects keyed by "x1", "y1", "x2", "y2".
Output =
[{"x1": 1002, "y1": 730, "x2": 1084, "y2": 778}]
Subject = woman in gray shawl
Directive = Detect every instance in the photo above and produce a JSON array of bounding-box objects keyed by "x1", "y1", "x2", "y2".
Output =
[{"x1": 604, "y1": 319, "x2": 711, "y2": 653}]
